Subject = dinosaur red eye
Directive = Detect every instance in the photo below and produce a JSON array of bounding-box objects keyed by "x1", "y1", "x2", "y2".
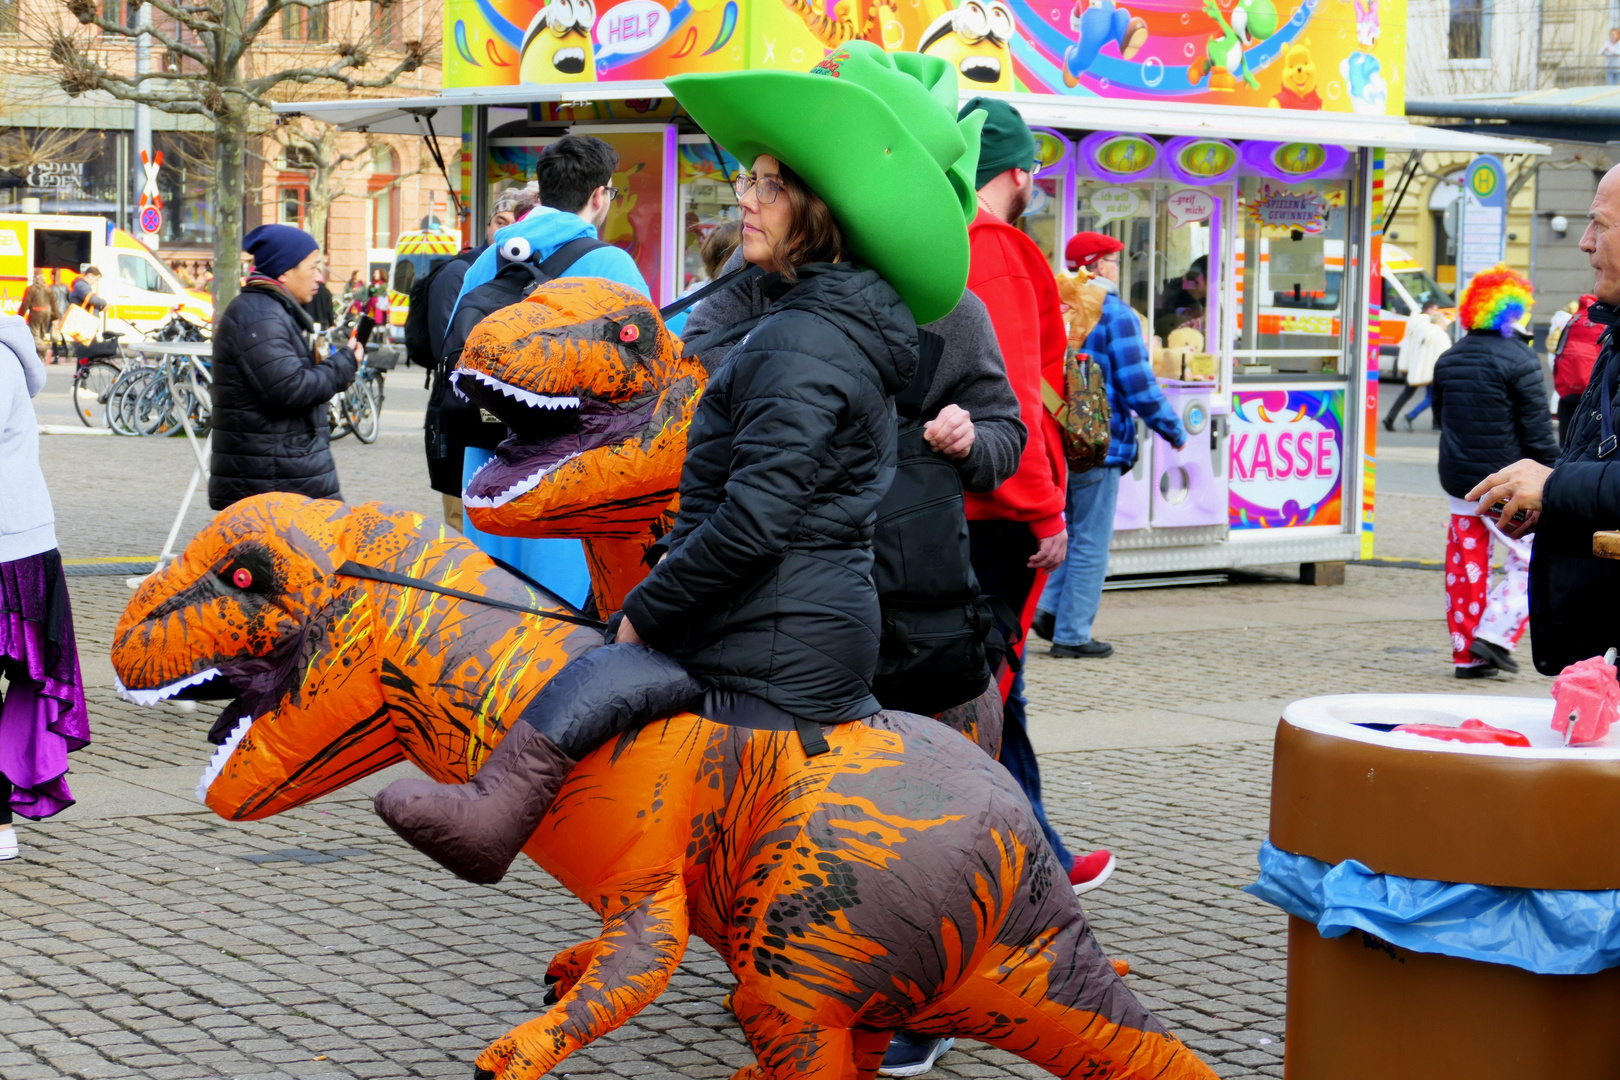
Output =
[
  {"x1": 232, "y1": 568, "x2": 253, "y2": 589},
  {"x1": 619, "y1": 323, "x2": 640, "y2": 343}
]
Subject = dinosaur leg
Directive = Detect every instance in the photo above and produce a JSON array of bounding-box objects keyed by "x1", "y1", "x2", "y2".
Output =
[
  {"x1": 543, "y1": 936, "x2": 603, "y2": 1002},
  {"x1": 730, "y1": 992, "x2": 890, "y2": 1080},
  {"x1": 906, "y1": 934, "x2": 1218, "y2": 1079},
  {"x1": 474, "y1": 879, "x2": 689, "y2": 1080}
]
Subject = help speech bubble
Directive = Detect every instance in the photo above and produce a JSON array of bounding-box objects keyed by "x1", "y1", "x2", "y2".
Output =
[
  {"x1": 595, "y1": 0, "x2": 667, "y2": 63},
  {"x1": 1089, "y1": 186, "x2": 1140, "y2": 226},
  {"x1": 1166, "y1": 189, "x2": 1215, "y2": 229}
]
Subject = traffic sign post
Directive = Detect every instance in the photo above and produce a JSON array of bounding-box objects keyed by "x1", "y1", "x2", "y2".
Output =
[{"x1": 138, "y1": 150, "x2": 164, "y2": 247}]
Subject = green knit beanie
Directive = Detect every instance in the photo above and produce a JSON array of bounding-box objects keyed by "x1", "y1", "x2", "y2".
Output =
[{"x1": 960, "y1": 96, "x2": 1036, "y2": 191}]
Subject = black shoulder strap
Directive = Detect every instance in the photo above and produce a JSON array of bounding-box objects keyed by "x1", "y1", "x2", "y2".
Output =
[
  {"x1": 659, "y1": 263, "x2": 763, "y2": 321},
  {"x1": 533, "y1": 235, "x2": 610, "y2": 283},
  {"x1": 895, "y1": 329, "x2": 944, "y2": 428},
  {"x1": 336, "y1": 561, "x2": 608, "y2": 632}
]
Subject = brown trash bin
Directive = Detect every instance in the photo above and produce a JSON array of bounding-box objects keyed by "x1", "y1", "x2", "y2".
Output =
[{"x1": 1268, "y1": 694, "x2": 1620, "y2": 1078}]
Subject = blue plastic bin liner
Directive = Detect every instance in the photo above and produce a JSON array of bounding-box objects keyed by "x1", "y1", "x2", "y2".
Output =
[
  {"x1": 1246, "y1": 839, "x2": 1620, "y2": 976},
  {"x1": 461, "y1": 448, "x2": 593, "y2": 611}
]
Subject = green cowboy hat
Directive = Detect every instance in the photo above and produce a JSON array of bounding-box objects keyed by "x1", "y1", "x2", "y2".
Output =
[{"x1": 667, "y1": 43, "x2": 984, "y2": 325}]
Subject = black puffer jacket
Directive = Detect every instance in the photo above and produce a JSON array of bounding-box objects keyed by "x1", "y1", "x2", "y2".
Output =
[
  {"x1": 1432, "y1": 329, "x2": 1558, "y2": 500},
  {"x1": 1532, "y1": 303, "x2": 1620, "y2": 674},
  {"x1": 209, "y1": 283, "x2": 357, "y2": 510},
  {"x1": 621, "y1": 263, "x2": 917, "y2": 721}
]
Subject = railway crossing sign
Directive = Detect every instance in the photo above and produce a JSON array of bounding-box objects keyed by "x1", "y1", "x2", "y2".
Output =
[{"x1": 139, "y1": 150, "x2": 164, "y2": 210}]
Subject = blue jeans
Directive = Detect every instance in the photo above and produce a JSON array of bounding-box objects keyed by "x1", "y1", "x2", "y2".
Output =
[
  {"x1": 1037, "y1": 466, "x2": 1121, "y2": 646},
  {"x1": 1406, "y1": 386, "x2": 1433, "y2": 423},
  {"x1": 999, "y1": 671, "x2": 1074, "y2": 871}
]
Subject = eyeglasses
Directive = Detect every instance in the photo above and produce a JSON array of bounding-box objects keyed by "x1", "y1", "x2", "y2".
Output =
[
  {"x1": 603, "y1": 185, "x2": 621, "y2": 203},
  {"x1": 733, "y1": 172, "x2": 784, "y2": 205}
]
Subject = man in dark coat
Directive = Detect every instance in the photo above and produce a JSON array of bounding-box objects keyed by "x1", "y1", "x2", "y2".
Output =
[
  {"x1": 1470, "y1": 162, "x2": 1620, "y2": 674},
  {"x1": 209, "y1": 225, "x2": 357, "y2": 511}
]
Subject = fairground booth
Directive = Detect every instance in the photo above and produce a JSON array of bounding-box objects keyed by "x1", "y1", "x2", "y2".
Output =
[{"x1": 274, "y1": 0, "x2": 1542, "y2": 580}]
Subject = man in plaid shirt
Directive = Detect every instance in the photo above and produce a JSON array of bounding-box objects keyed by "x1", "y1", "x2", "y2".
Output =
[{"x1": 1035, "y1": 232, "x2": 1185, "y2": 658}]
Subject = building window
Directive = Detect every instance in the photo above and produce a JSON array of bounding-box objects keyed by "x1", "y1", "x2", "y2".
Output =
[
  {"x1": 1448, "y1": 0, "x2": 1489, "y2": 60},
  {"x1": 373, "y1": 0, "x2": 403, "y2": 44},
  {"x1": 98, "y1": 0, "x2": 133, "y2": 26},
  {"x1": 281, "y1": 5, "x2": 327, "y2": 41},
  {"x1": 369, "y1": 146, "x2": 398, "y2": 250},
  {"x1": 0, "y1": 0, "x2": 19, "y2": 34},
  {"x1": 278, "y1": 186, "x2": 308, "y2": 227}
]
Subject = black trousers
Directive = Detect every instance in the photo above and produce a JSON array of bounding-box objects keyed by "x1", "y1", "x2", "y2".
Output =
[
  {"x1": 0, "y1": 776, "x2": 11, "y2": 826},
  {"x1": 1383, "y1": 383, "x2": 1419, "y2": 426}
]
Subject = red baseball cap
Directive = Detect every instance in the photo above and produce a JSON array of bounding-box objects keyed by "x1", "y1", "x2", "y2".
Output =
[{"x1": 1065, "y1": 232, "x2": 1124, "y2": 271}]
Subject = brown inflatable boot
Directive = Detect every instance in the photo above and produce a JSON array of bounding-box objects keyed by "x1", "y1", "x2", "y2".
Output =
[{"x1": 374, "y1": 721, "x2": 578, "y2": 885}]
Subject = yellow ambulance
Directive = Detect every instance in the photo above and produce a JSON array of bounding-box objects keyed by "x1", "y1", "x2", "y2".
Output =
[
  {"x1": 384, "y1": 228, "x2": 462, "y2": 342},
  {"x1": 0, "y1": 213, "x2": 213, "y2": 331}
]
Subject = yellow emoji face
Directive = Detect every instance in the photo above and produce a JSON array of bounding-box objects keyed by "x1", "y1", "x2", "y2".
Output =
[
  {"x1": 520, "y1": 0, "x2": 598, "y2": 83},
  {"x1": 919, "y1": 0, "x2": 1016, "y2": 91}
]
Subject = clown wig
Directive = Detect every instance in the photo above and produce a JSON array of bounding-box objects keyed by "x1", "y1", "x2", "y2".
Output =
[{"x1": 1458, "y1": 263, "x2": 1534, "y2": 336}]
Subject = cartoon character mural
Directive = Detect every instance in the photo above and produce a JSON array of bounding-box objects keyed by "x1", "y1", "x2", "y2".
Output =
[
  {"x1": 445, "y1": 0, "x2": 1406, "y2": 115},
  {"x1": 919, "y1": 0, "x2": 1019, "y2": 90},
  {"x1": 1061, "y1": 0, "x2": 1148, "y2": 87},
  {"x1": 1188, "y1": 0, "x2": 1277, "y2": 90},
  {"x1": 1341, "y1": 50, "x2": 1387, "y2": 114},
  {"x1": 521, "y1": 0, "x2": 598, "y2": 81},
  {"x1": 1269, "y1": 43, "x2": 1321, "y2": 109}
]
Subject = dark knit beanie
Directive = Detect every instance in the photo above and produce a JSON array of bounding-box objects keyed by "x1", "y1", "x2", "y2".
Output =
[
  {"x1": 243, "y1": 224, "x2": 320, "y2": 280},
  {"x1": 959, "y1": 97, "x2": 1036, "y2": 191}
]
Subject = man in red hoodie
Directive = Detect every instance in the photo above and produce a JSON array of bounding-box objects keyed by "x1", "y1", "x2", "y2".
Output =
[
  {"x1": 960, "y1": 96, "x2": 1113, "y2": 893},
  {"x1": 1554, "y1": 294, "x2": 1603, "y2": 446}
]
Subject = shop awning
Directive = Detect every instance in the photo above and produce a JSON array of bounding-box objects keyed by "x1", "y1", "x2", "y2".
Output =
[{"x1": 272, "y1": 84, "x2": 1549, "y2": 156}]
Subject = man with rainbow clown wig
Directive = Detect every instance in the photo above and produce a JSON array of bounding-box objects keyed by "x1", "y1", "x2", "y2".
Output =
[
  {"x1": 1473, "y1": 162, "x2": 1620, "y2": 686},
  {"x1": 1428, "y1": 264, "x2": 1556, "y2": 679}
]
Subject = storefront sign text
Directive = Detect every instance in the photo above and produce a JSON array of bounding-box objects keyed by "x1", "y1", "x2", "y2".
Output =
[
  {"x1": 1089, "y1": 186, "x2": 1140, "y2": 226},
  {"x1": 1229, "y1": 389, "x2": 1345, "y2": 529},
  {"x1": 1166, "y1": 189, "x2": 1214, "y2": 229},
  {"x1": 26, "y1": 162, "x2": 86, "y2": 195},
  {"x1": 1245, "y1": 183, "x2": 1329, "y2": 235}
]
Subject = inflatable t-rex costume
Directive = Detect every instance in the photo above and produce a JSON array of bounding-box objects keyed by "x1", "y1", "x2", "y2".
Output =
[
  {"x1": 452, "y1": 277, "x2": 703, "y2": 615},
  {"x1": 112, "y1": 495, "x2": 1216, "y2": 1080}
]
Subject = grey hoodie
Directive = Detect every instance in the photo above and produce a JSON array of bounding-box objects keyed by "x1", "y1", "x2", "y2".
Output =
[
  {"x1": 0, "y1": 315, "x2": 56, "y2": 562},
  {"x1": 681, "y1": 252, "x2": 1026, "y2": 493}
]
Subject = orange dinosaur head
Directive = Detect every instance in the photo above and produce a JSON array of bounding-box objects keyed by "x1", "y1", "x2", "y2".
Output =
[
  {"x1": 454, "y1": 278, "x2": 704, "y2": 540},
  {"x1": 112, "y1": 494, "x2": 594, "y2": 821},
  {"x1": 111, "y1": 497, "x2": 425, "y2": 819}
]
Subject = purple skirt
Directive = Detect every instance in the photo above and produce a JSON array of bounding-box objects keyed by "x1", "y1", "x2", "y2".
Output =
[{"x1": 0, "y1": 550, "x2": 90, "y2": 819}]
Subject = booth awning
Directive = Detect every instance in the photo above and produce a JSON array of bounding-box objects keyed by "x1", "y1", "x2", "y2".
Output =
[{"x1": 272, "y1": 83, "x2": 1549, "y2": 155}]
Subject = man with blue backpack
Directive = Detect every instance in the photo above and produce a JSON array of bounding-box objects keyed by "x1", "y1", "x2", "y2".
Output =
[{"x1": 441, "y1": 135, "x2": 648, "y2": 611}]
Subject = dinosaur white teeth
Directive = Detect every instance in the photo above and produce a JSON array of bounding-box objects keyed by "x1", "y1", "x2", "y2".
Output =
[
  {"x1": 451, "y1": 370, "x2": 580, "y2": 411},
  {"x1": 197, "y1": 713, "x2": 255, "y2": 803},
  {"x1": 463, "y1": 453, "x2": 583, "y2": 509},
  {"x1": 115, "y1": 668, "x2": 222, "y2": 706}
]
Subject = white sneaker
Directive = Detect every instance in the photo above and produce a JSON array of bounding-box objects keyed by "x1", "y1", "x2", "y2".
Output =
[{"x1": 0, "y1": 829, "x2": 16, "y2": 861}]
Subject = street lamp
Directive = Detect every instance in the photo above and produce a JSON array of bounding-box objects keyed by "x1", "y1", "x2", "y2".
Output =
[{"x1": 1551, "y1": 214, "x2": 1570, "y2": 238}]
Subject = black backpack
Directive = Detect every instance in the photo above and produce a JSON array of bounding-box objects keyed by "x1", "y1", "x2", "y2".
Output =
[
  {"x1": 425, "y1": 236, "x2": 609, "y2": 490},
  {"x1": 870, "y1": 331, "x2": 1012, "y2": 716},
  {"x1": 403, "y1": 251, "x2": 465, "y2": 371}
]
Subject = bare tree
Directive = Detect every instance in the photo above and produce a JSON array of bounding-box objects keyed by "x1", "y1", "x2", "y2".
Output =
[
  {"x1": 267, "y1": 119, "x2": 430, "y2": 252},
  {"x1": 33, "y1": 0, "x2": 431, "y2": 307}
]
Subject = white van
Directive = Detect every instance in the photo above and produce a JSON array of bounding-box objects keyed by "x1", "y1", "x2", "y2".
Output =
[{"x1": 0, "y1": 214, "x2": 213, "y2": 332}]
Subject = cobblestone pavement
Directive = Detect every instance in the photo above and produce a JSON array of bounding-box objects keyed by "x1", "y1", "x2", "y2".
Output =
[{"x1": 7, "y1": 381, "x2": 1551, "y2": 1079}]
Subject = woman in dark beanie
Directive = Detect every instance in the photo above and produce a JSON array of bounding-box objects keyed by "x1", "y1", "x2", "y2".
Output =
[{"x1": 209, "y1": 224, "x2": 358, "y2": 510}]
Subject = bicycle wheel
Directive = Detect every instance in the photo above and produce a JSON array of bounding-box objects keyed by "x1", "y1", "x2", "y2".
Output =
[
  {"x1": 328, "y1": 393, "x2": 351, "y2": 440},
  {"x1": 134, "y1": 377, "x2": 179, "y2": 437},
  {"x1": 72, "y1": 361, "x2": 120, "y2": 428},
  {"x1": 108, "y1": 367, "x2": 156, "y2": 437},
  {"x1": 348, "y1": 379, "x2": 381, "y2": 444}
]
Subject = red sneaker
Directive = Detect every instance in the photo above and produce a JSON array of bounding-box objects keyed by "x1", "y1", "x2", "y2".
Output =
[{"x1": 1068, "y1": 849, "x2": 1116, "y2": 895}]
